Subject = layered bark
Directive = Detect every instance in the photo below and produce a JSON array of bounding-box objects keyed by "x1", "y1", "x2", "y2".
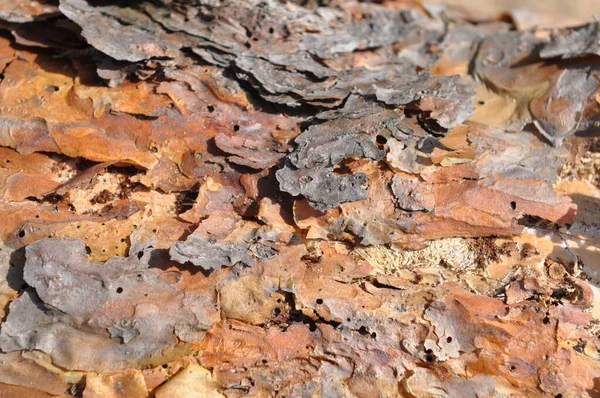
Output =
[{"x1": 0, "y1": 0, "x2": 599, "y2": 396}]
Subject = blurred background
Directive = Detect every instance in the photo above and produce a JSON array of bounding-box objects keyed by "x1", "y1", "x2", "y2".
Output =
[{"x1": 431, "y1": 0, "x2": 598, "y2": 22}]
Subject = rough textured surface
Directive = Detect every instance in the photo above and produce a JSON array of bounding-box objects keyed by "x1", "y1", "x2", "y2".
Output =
[
  {"x1": 277, "y1": 164, "x2": 370, "y2": 211},
  {"x1": 540, "y1": 22, "x2": 600, "y2": 59},
  {"x1": 0, "y1": 0, "x2": 599, "y2": 396},
  {"x1": 0, "y1": 238, "x2": 218, "y2": 371},
  {"x1": 170, "y1": 236, "x2": 253, "y2": 271}
]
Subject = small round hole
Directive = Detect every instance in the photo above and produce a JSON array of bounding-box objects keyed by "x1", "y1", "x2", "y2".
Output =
[
  {"x1": 116, "y1": 287, "x2": 123, "y2": 294},
  {"x1": 207, "y1": 105, "x2": 215, "y2": 113},
  {"x1": 446, "y1": 336, "x2": 453, "y2": 343},
  {"x1": 316, "y1": 298, "x2": 323, "y2": 305},
  {"x1": 233, "y1": 124, "x2": 240, "y2": 132},
  {"x1": 376, "y1": 135, "x2": 387, "y2": 145},
  {"x1": 509, "y1": 201, "x2": 516, "y2": 211},
  {"x1": 17, "y1": 230, "x2": 25, "y2": 238},
  {"x1": 268, "y1": 27, "x2": 274, "y2": 34}
]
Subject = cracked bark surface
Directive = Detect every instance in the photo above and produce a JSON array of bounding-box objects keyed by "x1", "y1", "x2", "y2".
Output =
[{"x1": 0, "y1": 0, "x2": 599, "y2": 397}]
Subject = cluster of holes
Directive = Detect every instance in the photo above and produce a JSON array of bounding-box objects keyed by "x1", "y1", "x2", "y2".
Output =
[
  {"x1": 357, "y1": 326, "x2": 377, "y2": 339},
  {"x1": 425, "y1": 349, "x2": 434, "y2": 363},
  {"x1": 273, "y1": 298, "x2": 282, "y2": 316}
]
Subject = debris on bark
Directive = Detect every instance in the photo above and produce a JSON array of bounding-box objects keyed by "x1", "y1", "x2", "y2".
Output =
[{"x1": 0, "y1": 0, "x2": 599, "y2": 396}]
